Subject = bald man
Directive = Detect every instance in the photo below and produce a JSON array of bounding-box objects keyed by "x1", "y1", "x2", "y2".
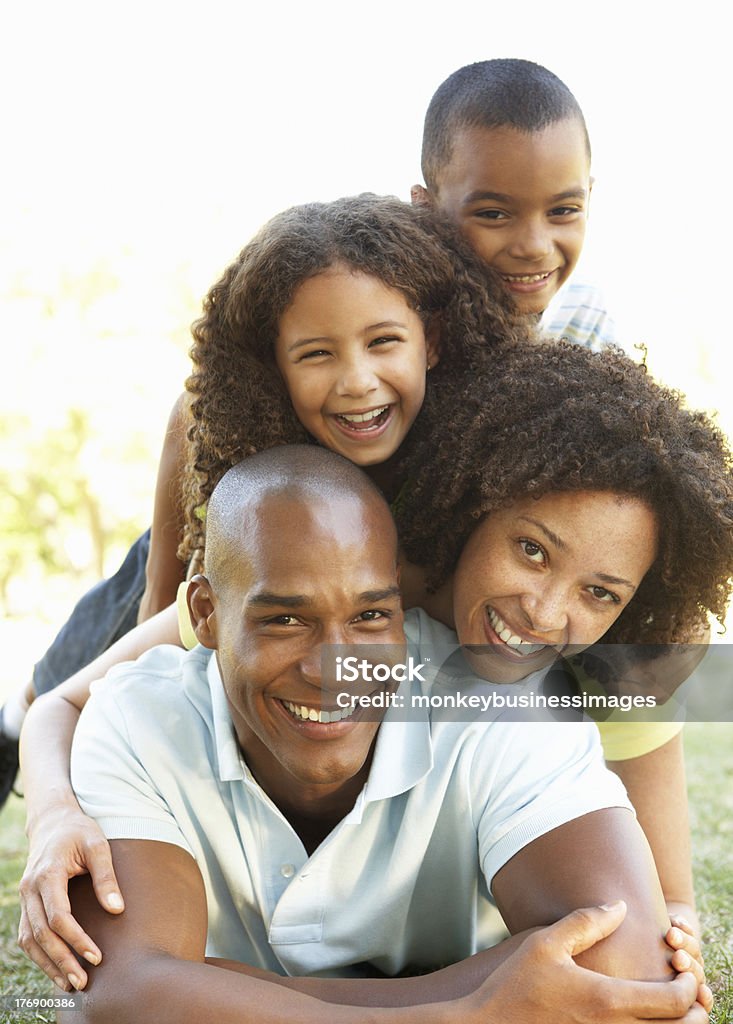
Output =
[{"x1": 63, "y1": 447, "x2": 703, "y2": 1024}]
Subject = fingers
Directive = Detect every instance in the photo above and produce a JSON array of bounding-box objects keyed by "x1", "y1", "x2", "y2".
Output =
[
  {"x1": 18, "y1": 876, "x2": 99, "y2": 989},
  {"x1": 17, "y1": 898, "x2": 90, "y2": 990},
  {"x1": 547, "y1": 900, "x2": 628, "y2": 958},
  {"x1": 594, "y1": 971, "x2": 702, "y2": 1021},
  {"x1": 666, "y1": 925, "x2": 703, "y2": 969},
  {"x1": 86, "y1": 837, "x2": 125, "y2": 915},
  {"x1": 670, "y1": 949, "x2": 705, "y2": 988}
]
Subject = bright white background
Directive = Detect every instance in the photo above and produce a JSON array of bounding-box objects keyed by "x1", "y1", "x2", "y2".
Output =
[{"x1": 1, "y1": 1, "x2": 730, "y2": 681}]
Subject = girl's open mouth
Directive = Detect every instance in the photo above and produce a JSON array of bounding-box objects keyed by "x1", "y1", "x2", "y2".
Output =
[{"x1": 331, "y1": 404, "x2": 393, "y2": 439}]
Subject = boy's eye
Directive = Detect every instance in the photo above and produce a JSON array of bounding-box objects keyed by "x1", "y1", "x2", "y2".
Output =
[
  {"x1": 549, "y1": 205, "x2": 582, "y2": 218},
  {"x1": 474, "y1": 209, "x2": 508, "y2": 221},
  {"x1": 588, "y1": 585, "x2": 621, "y2": 605},
  {"x1": 519, "y1": 539, "x2": 545, "y2": 563}
]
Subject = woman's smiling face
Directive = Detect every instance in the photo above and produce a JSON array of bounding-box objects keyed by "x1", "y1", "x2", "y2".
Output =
[
  {"x1": 275, "y1": 265, "x2": 438, "y2": 467},
  {"x1": 452, "y1": 490, "x2": 659, "y2": 682}
]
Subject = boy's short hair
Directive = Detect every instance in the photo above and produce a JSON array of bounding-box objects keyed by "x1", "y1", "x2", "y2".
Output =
[{"x1": 421, "y1": 58, "x2": 591, "y2": 191}]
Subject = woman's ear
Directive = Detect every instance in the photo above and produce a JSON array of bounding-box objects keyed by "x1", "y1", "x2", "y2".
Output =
[
  {"x1": 187, "y1": 575, "x2": 218, "y2": 650},
  {"x1": 425, "y1": 314, "x2": 442, "y2": 371}
]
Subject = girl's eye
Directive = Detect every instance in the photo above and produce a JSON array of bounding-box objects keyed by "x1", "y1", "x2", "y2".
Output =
[
  {"x1": 298, "y1": 348, "x2": 330, "y2": 361},
  {"x1": 519, "y1": 539, "x2": 545, "y2": 563},
  {"x1": 368, "y1": 335, "x2": 400, "y2": 348},
  {"x1": 588, "y1": 586, "x2": 621, "y2": 605}
]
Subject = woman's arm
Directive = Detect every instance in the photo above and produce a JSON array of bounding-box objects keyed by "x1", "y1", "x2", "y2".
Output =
[
  {"x1": 18, "y1": 603, "x2": 182, "y2": 982},
  {"x1": 607, "y1": 732, "x2": 700, "y2": 936},
  {"x1": 137, "y1": 394, "x2": 191, "y2": 623}
]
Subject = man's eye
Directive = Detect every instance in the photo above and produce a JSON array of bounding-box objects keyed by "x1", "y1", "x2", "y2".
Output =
[
  {"x1": 588, "y1": 586, "x2": 620, "y2": 605},
  {"x1": 266, "y1": 615, "x2": 300, "y2": 626},
  {"x1": 519, "y1": 539, "x2": 545, "y2": 563},
  {"x1": 356, "y1": 609, "x2": 390, "y2": 622}
]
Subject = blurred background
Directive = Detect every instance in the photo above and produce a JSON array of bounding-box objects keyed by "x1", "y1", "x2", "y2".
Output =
[{"x1": 1, "y1": 0, "x2": 730, "y2": 695}]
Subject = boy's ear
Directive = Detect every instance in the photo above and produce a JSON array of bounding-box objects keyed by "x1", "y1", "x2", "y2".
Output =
[
  {"x1": 425, "y1": 314, "x2": 442, "y2": 370},
  {"x1": 410, "y1": 184, "x2": 433, "y2": 207},
  {"x1": 187, "y1": 575, "x2": 219, "y2": 650}
]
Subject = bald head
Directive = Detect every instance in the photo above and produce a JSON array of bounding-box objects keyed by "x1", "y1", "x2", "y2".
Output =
[{"x1": 204, "y1": 446, "x2": 397, "y2": 593}]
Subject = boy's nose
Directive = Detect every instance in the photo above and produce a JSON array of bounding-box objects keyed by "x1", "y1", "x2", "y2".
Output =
[{"x1": 506, "y1": 221, "x2": 554, "y2": 262}]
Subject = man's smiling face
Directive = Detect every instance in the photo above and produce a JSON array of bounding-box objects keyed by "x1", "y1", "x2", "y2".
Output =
[{"x1": 190, "y1": 488, "x2": 405, "y2": 812}]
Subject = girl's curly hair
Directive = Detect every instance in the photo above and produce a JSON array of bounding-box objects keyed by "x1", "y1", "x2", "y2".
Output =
[
  {"x1": 395, "y1": 341, "x2": 733, "y2": 644},
  {"x1": 180, "y1": 193, "x2": 530, "y2": 563}
]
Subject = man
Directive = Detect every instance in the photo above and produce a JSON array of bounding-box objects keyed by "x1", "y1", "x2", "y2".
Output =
[{"x1": 61, "y1": 446, "x2": 702, "y2": 1023}]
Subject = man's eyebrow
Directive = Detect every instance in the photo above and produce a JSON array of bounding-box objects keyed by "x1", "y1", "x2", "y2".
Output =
[
  {"x1": 247, "y1": 592, "x2": 310, "y2": 608},
  {"x1": 357, "y1": 587, "x2": 402, "y2": 603},
  {"x1": 287, "y1": 321, "x2": 409, "y2": 353}
]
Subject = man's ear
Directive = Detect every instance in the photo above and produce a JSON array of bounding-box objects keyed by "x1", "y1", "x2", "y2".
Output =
[
  {"x1": 187, "y1": 575, "x2": 218, "y2": 650},
  {"x1": 425, "y1": 314, "x2": 442, "y2": 371},
  {"x1": 410, "y1": 184, "x2": 433, "y2": 207}
]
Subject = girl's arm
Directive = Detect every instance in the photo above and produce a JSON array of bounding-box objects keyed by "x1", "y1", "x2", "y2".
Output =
[
  {"x1": 136, "y1": 394, "x2": 190, "y2": 623},
  {"x1": 18, "y1": 603, "x2": 182, "y2": 983}
]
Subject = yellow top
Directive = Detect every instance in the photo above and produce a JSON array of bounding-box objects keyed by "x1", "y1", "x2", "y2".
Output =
[{"x1": 175, "y1": 582, "x2": 682, "y2": 761}]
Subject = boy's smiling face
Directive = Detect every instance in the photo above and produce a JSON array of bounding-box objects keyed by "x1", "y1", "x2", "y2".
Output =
[{"x1": 427, "y1": 118, "x2": 592, "y2": 315}]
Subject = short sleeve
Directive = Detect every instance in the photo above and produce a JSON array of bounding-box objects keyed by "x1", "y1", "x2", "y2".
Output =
[
  {"x1": 71, "y1": 682, "x2": 194, "y2": 855},
  {"x1": 474, "y1": 721, "x2": 632, "y2": 889}
]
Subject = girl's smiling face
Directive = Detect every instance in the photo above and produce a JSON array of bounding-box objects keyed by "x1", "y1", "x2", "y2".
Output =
[
  {"x1": 275, "y1": 265, "x2": 439, "y2": 466},
  {"x1": 452, "y1": 490, "x2": 659, "y2": 683}
]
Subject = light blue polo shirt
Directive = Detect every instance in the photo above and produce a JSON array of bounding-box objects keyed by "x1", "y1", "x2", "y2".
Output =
[{"x1": 71, "y1": 613, "x2": 631, "y2": 977}]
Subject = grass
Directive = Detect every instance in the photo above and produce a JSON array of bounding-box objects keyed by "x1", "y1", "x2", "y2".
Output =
[{"x1": 1, "y1": 723, "x2": 731, "y2": 1022}]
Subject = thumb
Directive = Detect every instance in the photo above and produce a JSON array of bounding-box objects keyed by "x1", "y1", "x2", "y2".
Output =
[
  {"x1": 86, "y1": 843, "x2": 125, "y2": 914},
  {"x1": 549, "y1": 900, "x2": 627, "y2": 959}
]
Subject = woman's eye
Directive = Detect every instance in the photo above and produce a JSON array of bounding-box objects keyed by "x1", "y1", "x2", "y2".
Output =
[
  {"x1": 588, "y1": 586, "x2": 620, "y2": 605},
  {"x1": 519, "y1": 539, "x2": 545, "y2": 563}
]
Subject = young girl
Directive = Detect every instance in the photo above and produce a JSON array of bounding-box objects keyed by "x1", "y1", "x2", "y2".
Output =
[
  {"x1": 0, "y1": 192, "x2": 525, "y2": 803},
  {"x1": 395, "y1": 339, "x2": 733, "y2": 935}
]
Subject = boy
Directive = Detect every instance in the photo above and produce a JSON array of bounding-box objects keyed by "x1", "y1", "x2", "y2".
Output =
[
  {"x1": 413, "y1": 58, "x2": 614, "y2": 347},
  {"x1": 57, "y1": 446, "x2": 702, "y2": 1023}
]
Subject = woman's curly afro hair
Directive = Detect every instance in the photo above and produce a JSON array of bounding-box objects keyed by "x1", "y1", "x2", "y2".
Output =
[
  {"x1": 179, "y1": 193, "x2": 531, "y2": 563},
  {"x1": 395, "y1": 341, "x2": 733, "y2": 644}
]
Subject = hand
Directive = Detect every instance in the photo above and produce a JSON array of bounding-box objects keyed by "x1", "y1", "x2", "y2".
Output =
[
  {"x1": 463, "y1": 901, "x2": 709, "y2": 1024},
  {"x1": 18, "y1": 807, "x2": 124, "y2": 990},
  {"x1": 666, "y1": 916, "x2": 711, "y2": 1013}
]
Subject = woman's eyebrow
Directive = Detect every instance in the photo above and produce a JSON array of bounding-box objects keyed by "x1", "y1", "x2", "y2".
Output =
[{"x1": 517, "y1": 515, "x2": 567, "y2": 552}]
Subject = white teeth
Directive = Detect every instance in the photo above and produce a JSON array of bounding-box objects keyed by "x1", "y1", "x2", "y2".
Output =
[
  {"x1": 282, "y1": 700, "x2": 355, "y2": 724},
  {"x1": 488, "y1": 608, "x2": 546, "y2": 657},
  {"x1": 337, "y1": 406, "x2": 389, "y2": 424},
  {"x1": 501, "y1": 272, "x2": 551, "y2": 283}
]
